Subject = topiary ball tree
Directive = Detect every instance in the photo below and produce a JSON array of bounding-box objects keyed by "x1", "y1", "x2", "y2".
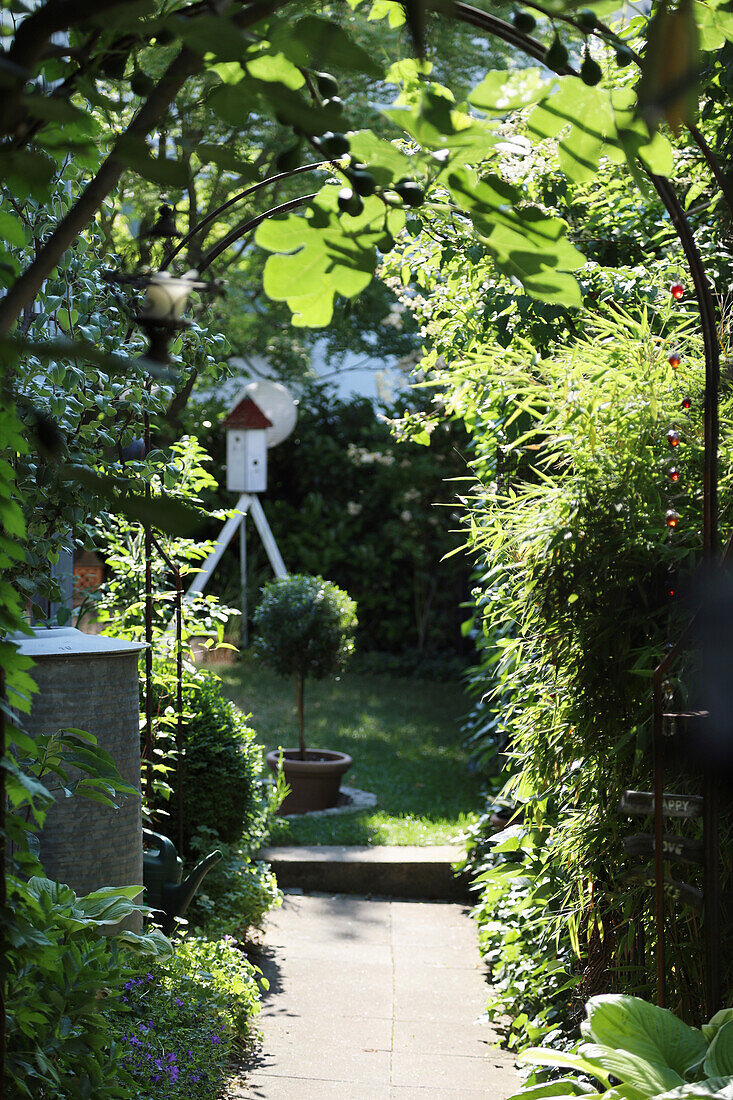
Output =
[{"x1": 253, "y1": 574, "x2": 357, "y2": 759}]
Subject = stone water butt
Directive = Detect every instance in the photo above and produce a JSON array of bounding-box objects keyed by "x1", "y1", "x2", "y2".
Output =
[{"x1": 14, "y1": 627, "x2": 145, "y2": 898}]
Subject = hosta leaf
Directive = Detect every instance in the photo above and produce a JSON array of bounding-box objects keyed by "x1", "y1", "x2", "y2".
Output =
[
  {"x1": 653, "y1": 1080, "x2": 733, "y2": 1100},
  {"x1": 581, "y1": 1042, "x2": 682, "y2": 1095},
  {"x1": 702, "y1": 1009, "x2": 733, "y2": 1044},
  {"x1": 704, "y1": 1020, "x2": 733, "y2": 1077},
  {"x1": 518, "y1": 1047, "x2": 612, "y2": 1087},
  {"x1": 583, "y1": 995, "x2": 706, "y2": 1080},
  {"x1": 504, "y1": 1078, "x2": 597, "y2": 1098}
]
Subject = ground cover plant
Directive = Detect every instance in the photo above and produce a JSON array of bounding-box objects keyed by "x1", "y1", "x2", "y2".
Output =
[
  {"x1": 219, "y1": 659, "x2": 483, "y2": 846},
  {"x1": 108, "y1": 936, "x2": 265, "y2": 1100}
]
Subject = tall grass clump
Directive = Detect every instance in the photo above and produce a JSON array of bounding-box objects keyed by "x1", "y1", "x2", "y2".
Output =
[{"x1": 439, "y1": 306, "x2": 733, "y2": 1047}]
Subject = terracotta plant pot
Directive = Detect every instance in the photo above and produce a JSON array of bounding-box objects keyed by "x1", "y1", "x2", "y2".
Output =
[{"x1": 266, "y1": 749, "x2": 353, "y2": 815}]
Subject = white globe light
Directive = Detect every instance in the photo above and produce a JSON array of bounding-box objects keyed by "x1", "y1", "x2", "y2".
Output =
[{"x1": 243, "y1": 380, "x2": 297, "y2": 448}]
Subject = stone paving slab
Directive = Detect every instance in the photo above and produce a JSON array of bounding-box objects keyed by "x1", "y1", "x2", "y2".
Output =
[
  {"x1": 259, "y1": 845, "x2": 471, "y2": 900},
  {"x1": 229, "y1": 892, "x2": 520, "y2": 1099}
]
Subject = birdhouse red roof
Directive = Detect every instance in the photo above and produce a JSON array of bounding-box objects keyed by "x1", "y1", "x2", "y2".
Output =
[{"x1": 223, "y1": 396, "x2": 273, "y2": 430}]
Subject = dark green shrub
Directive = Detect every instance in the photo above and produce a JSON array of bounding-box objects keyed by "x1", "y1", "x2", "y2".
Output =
[
  {"x1": 253, "y1": 573, "x2": 357, "y2": 756},
  {"x1": 178, "y1": 383, "x2": 470, "y2": 658},
  {"x1": 152, "y1": 665, "x2": 266, "y2": 850}
]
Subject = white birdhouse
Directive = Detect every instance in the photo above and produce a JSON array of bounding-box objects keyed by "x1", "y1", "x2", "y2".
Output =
[{"x1": 222, "y1": 395, "x2": 273, "y2": 493}]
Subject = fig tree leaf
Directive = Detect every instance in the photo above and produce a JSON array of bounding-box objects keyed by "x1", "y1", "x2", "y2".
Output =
[
  {"x1": 256, "y1": 186, "x2": 403, "y2": 327},
  {"x1": 470, "y1": 68, "x2": 556, "y2": 113}
]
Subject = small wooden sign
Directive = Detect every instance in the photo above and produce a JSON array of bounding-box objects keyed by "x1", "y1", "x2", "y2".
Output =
[
  {"x1": 618, "y1": 790, "x2": 703, "y2": 819},
  {"x1": 623, "y1": 869, "x2": 703, "y2": 911},
  {"x1": 623, "y1": 832, "x2": 704, "y2": 865}
]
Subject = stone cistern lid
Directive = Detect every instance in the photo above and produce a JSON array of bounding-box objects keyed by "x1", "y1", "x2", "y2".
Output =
[{"x1": 11, "y1": 627, "x2": 147, "y2": 658}]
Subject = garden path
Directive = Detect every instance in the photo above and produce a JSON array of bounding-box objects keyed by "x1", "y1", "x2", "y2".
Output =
[{"x1": 229, "y1": 891, "x2": 520, "y2": 1099}]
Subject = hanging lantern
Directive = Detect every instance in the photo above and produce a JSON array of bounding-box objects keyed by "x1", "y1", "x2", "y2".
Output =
[
  {"x1": 668, "y1": 350, "x2": 681, "y2": 368},
  {"x1": 668, "y1": 466, "x2": 681, "y2": 482},
  {"x1": 670, "y1": 281, "x2": 685, "y2": 300},
  {"x1": 667, "y1": 428, "x2": 681, "y2": 447},
  {"x1": 665, "y1": 508, "x2": 680, "y2": 528}
]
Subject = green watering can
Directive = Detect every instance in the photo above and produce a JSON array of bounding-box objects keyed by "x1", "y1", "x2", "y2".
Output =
[{"x1": 142, "y1": 829, "x2": 222, "y2": 935}]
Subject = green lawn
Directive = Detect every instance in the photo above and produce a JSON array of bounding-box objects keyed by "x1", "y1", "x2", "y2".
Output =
[{"x1": 217, "y1": 660, "x2": 483, "y2": 846}]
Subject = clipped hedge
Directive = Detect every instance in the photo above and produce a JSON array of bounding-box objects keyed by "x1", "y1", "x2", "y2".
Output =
[{"x1": 151, "y1": 665, "x2": 266, "y2": 850}]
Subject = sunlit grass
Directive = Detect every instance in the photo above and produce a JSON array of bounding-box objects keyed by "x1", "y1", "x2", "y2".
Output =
[{"x1": 217, "y1": 659, "x2": 483, "y2": 846}]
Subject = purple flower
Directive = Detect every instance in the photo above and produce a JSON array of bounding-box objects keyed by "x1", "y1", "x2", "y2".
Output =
[
  {"x1": 174, "y1": 997, "x2": 184, "y2": 1007},
  {"x1": 210, "y1": 1034, "x2": 221, "y2": 1044}
]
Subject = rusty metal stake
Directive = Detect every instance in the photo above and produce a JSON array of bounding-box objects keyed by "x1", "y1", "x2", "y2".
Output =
[{"x1": 144, "y1": 408, "x2": 153, "y2": 805}]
